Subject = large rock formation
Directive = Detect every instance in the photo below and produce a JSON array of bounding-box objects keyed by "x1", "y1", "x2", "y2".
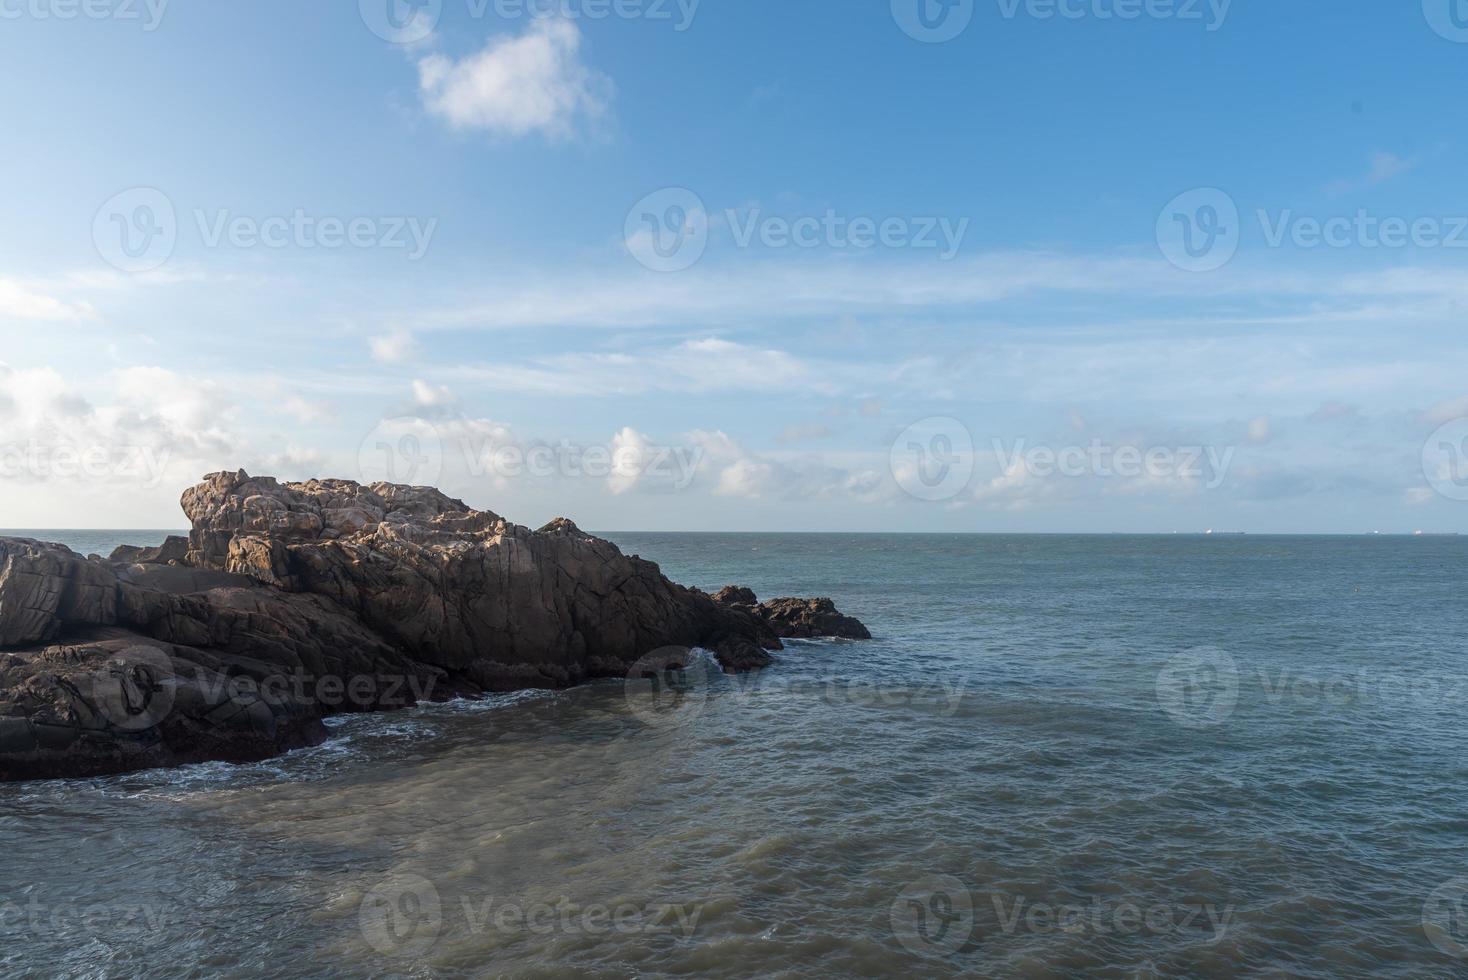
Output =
[{"x1": 0, "y1": 471, "x2": 868, "y2": 782}]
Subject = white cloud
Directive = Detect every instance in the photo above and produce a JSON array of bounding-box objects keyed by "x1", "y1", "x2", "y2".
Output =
[
  {"x1": 970, "y1": 457, "x2": 1053, "y2": 511},
  {"x1": 281, "y1": 395, "x2": 334, "y2": 424},
  {"x1": 681, "y1": 429, "x2": 855, "y2": 501},
  {"x1": 0, "y1": 278, "x2": 96, "y2": 322},
  {"x1": 111, "y1": 367, "x2": 232, "y2": 436},
  {"x1": 417, "y1": 19, "x2": 611, "y2": 138},
  {"x1": 370, "y1": 330, "x2": 415, "y2": 364},
  {"x1": 685, "y1": 429, "x2": 773, "y2": 498},
  {"x1": 607, "y1": 426, "x2": 649, "y2": 495},
  {"x1": 411, "y1": 379, "x2": 455, "y2": 407},
  {"x1": 0, "y1": 363, "x2": 246, "y2": 505},
  {"x1": 713, "y1": 457, "x2": 777, "y2": 498}
]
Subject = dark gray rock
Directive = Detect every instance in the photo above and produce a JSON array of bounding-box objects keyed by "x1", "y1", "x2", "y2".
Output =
[
  {"x1": 711, "y1": 586, "x2": 872, "y2": 640},
  {"x1": 0, "y1": 471, "x2": 869, "y2": 781}
]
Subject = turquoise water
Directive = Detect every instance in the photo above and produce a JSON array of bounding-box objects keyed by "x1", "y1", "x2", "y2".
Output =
[{"x1": 3, "y1": 532, "x2": 1467, "y2": 977}]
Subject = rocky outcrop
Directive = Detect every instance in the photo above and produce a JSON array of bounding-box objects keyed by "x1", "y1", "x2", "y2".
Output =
[
  {"x1": 108, "y1": 535, "x2": 189, "y2": 566},
  {"x1": 711, "y1": 587, "x2": 873, "y2": 640},
  {"x1": 0, "y1": 471, "x2": 868, "y2": 781}
]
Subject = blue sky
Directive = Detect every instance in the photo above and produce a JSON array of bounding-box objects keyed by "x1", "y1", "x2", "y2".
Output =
[{"x1": 2, "y1": 0, "x2": 1468, "y2": 532}]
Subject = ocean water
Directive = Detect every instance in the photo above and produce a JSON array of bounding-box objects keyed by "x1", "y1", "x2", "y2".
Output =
[{"x1": 3, "y1": 532, "x2": 1468, "y2": 978}]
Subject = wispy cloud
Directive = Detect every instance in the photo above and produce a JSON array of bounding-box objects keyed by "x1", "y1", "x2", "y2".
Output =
[
  {"x1": 1325, "y1": 151, "x2": 1415, "y2": 194},
  {"x1": 378, "y1": 251, "x2": 1468, "y2": 338},
  {"x1": 369, "y1": 329, "x2": 415, "y2": 364},
  {"x1": 447, "y1": 337, "x2": 820, "y2": 396},
  {"x1": 0, "y1": 278, "x2": 97, "y2": 322}
]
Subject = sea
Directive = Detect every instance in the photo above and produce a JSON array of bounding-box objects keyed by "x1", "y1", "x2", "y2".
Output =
[{"x1": 2, "y1": 531, "x2": 1467, "y2": 978}]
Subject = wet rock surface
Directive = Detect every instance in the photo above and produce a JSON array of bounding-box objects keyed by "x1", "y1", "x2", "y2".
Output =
[{"x1": 710, "y1": 586, "x2": 873, "y2": 640}]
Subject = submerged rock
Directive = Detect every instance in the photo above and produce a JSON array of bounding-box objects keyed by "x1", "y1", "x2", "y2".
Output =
[
  {"x1": 0, "y1": 471, "x2": 868, "y2": 781},
  {"x1": 710, "y1": 586, "x2": 873, "y2": 640}
]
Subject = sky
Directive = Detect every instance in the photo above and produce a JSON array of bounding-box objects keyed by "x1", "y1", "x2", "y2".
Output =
[{"x1": 2, "y1": 0, "x2": 1468, "y2": 532}]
